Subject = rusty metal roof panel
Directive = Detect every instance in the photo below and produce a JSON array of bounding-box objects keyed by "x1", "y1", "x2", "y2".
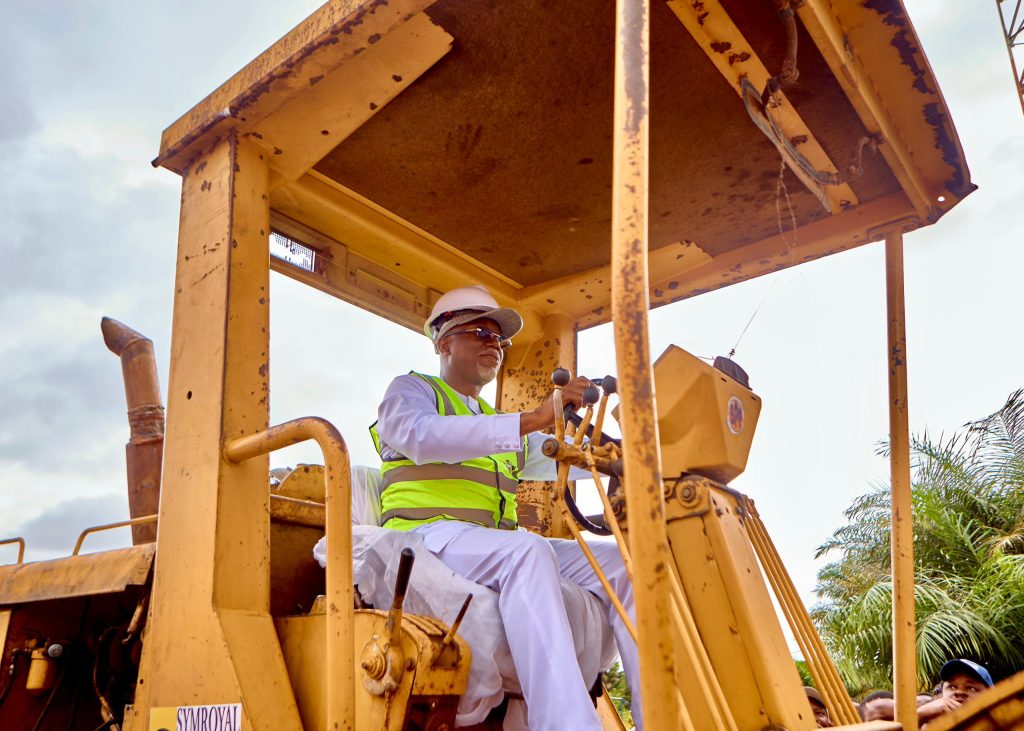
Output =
[
  {"x1": 0, "y1": 544, "x2": 154, "y2": 605},
  {"x1": 157, "y1": 0, "x2": 972, "y2": 328}
]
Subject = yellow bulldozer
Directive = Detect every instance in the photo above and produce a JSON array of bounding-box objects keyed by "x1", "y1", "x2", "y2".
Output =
[{"x1": 2, "y1": 0, "x2": 1022, "y2": 729}]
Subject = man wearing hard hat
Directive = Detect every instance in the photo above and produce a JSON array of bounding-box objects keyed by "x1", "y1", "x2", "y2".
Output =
[{"x1": 371, "y1": 285, "x2": 641, "y2": 731}]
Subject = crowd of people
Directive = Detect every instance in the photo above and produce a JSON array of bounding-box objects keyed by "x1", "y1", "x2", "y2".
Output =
[{"x1": 805, "y1": 658, "x2": 995, "y2": 728}]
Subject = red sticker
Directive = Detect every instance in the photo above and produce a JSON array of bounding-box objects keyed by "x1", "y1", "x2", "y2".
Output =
[{"x1": 727, "y1": 396, "x2": 744, "y2": 435}]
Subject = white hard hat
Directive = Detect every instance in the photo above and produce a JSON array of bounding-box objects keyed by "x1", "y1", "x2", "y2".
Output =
[{"x1": 424, "y1": 285, "x2": 524, "y2": 345}]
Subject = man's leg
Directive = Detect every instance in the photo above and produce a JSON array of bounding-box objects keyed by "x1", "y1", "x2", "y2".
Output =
[
  {"x1": 550, "y1": 538, "x2": 644, "y2": 731},
  {"x1": 429, "y1": 525, "x2": 604, "y2": 731}
]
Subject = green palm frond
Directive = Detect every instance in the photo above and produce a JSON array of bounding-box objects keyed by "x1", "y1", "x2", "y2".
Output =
[{"x1": 813, "y1": 388, "x2": 1024, "y2": 690}]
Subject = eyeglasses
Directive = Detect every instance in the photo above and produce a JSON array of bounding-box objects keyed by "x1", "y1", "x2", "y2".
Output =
[{"x1": 445, "y1": 327, "x2": 512, "y2": 349}]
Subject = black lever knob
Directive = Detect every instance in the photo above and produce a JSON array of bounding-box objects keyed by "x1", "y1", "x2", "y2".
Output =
[
  {"x1": 393, "y1": 548, "x2": 415, "y2": 607},
  {"x1": 601, "y1": 375, "x2": 617, "y2": 395},
  {"x1": 582, "y1": 386, "x2": 600, "y2": 406},
  {"x1": 552, "y1": 368, "x2": 571, "y2": 387}
]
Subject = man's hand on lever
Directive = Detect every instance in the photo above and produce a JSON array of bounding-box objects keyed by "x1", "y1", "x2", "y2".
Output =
[{"x1": 519, "y1": 375, "x2": 595, "y2": 435}]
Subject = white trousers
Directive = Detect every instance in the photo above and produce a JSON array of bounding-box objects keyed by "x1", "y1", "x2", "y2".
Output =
[{"x1": 415, "y1": 522, "x2": 643, "y2": 731}]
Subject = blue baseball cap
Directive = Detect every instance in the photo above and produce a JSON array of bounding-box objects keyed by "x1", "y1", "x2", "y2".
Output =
[{"x1": 940, "y1": 659, "x2": 993, "y2": 688}]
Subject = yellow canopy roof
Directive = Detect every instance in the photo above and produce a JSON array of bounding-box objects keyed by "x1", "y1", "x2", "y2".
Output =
[{"x1": 156, "y1": 0, "x2": 971, "y2": 333}]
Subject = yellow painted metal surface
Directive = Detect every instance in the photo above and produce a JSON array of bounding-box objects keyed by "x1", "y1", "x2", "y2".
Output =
[
  {"x1": 665, "y1": 480, "x2": 817, "y2": 729},
  {"x1": 608, "y1": 1, "x2": 683, "y2": 728},
  {"x1": 667, "y1": 0, "x2": 861, "y2": 213},
  {"x1": 258, "y1": 12, "x2": 453, "y2": 189},
  {"x1": 652, "y1": 345, "x2": 761, "y2": 484},
  {"x1": 0, "y1": 610, "x2": 9, "y2": 654},
  {"x1": 117, "y1": 0, "x2": 978, "y2": 728},
  {"x1": 275, "y1": 609, "x2": 469, "y2": 731},
  {"x1": 885, "y1": 231, "x2": 918, "y2": 731},
  {"x1": 224, "y1": 417, "x2": 354, "y2": 731},
  {"x1": 0, "y1": 544, "x2": 153, "y2": 605},
  {"x1": 156, "y1": 1, "x2": 441, "y2": 174},
  {"x1": 123, "y1": 133, "x2": 303, "y2": 731},
  {"x1": 0, "y1": 538, "x2": 25, "y2": 565},
  {"x1": 744, "y1": 497, "x2": 861, "y2": 725},
  {"x1": 499, "y1": 312, "x2": 577, "y2": 536},
  {"x1": 73, "y1": 515, "x2": 158, "y2": 555}
]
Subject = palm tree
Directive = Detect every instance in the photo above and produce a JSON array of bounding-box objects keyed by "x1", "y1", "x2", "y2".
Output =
[{"x1": 812, "y1": 389, "x2": 1024, "y2": 695}]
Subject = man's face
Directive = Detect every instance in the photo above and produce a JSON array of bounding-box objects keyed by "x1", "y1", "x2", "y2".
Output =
[
  {"x1": 439, "y1": 317, "x2": 505, "y2": 386},
  {"x1": 810, "y1": 700, "x2": 832, "y2": 728},
  {"x1": 942, "y1": 673, "x2": 986, "y2": 703}
]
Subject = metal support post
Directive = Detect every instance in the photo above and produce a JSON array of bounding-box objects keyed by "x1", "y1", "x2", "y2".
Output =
[
  {"x1": 610, "y1": 0, "x2": 683, "y2": 727},
  {"x1": 885, "y1": 231, "x2": 918, "y2": 731}
]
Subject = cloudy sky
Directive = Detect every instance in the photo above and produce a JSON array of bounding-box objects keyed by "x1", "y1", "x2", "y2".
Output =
[{"x1": 1, "y1": 0, "x2": 1021, "y2": 619}]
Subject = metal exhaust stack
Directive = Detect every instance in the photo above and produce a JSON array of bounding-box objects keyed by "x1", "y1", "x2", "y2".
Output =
[{"x1": 101, "y1": 317, "x2": 164, "y2": 544}]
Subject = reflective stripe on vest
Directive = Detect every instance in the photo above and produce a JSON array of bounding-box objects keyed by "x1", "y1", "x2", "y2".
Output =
[{"x1": 370, "y1": 372, "x2": 526, "y2": 531}]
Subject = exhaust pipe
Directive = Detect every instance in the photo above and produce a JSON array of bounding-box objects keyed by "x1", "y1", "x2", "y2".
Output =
[{"x1": 101, "y1": 317, "x2": 164, "y2": 544}]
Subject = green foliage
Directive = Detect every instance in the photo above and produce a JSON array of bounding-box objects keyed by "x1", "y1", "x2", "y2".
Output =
[
  {"x1": 795, "y1": 659, "x2": 814, "y2": 687},
  {"x1": 604, "y1": 660, "x2": 634, "y2": 728},
  {"x1": 813, "y1": 389, "x2": 1024, "y2": 696}
]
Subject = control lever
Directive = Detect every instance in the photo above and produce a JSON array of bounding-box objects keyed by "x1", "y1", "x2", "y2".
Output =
[
  {"x1": 552, "y1": 368, "x2": 571, "y2": 441},
  {"x1": 561, "y1": 376, "x2": 621, "y2": 448},
  {"x1": 386, "y1": 548, "x2": 415, "y2": 647},
  {"x1": 440, "y1": 593, "x2": 471, "y2": 651},
  {"x1": 573, "y1": 386, "x2": 601, "y2": 446},
  {"x1": 361, "y1": 548, "x2": 415, "y2": 695}
]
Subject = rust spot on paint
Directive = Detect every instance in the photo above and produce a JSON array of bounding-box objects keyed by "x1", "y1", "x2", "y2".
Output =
[
  {"x1": 194, "y1": 161, "x2": 207, "y2": 174},
  {"x1": 863, "y1": 0, "x2": 934, "y2": 94},
  {"x1": 321, "y1": 129, "x2": 330, "y2": 135},
  {"x1": 368, "y1": 33, "x2": 382, "y2": 44},
  {"x1": 727, "y1": 52, "x2": 750, "y2": 65},
  {"x1": 369, "y1": 102, "x2": 379, "y2": 110},
  {"x1": 710, "y1": 41, "x2": 731, "y2": 53},
  {"x1": 201, "y1": 180, "x2": 211, "y2": 192},
  {"x1": 259, "y1": 363, "x2": 268, "y2": 377},
  {"x1": 923, "y1": 103, "x2": 971, "y2": 196},
  {"x1": 309, "y1": 75, "x2": 324, "y2": 86},
  {"x1": 392, "y1": 74, "x2": 403, "y2": 82},
  {"x1": 273, "y1": 147, "x2": 283, "y2": 155}
]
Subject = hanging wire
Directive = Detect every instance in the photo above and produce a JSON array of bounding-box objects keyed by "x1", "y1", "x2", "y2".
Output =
[{"x1": 775, "y1": 159, "x2": 799, "y2": 252}]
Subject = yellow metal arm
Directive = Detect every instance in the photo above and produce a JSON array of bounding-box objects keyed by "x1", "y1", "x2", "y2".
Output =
[
  {"x1": 73, "y1": 516, "x2": 158, "y2": 556},
  {"x1": 224, "y1": 417, "x2": 354, "y2": 731},
  {"x1": 0, "y1": 537, "x2": 26, "y2": 564}
]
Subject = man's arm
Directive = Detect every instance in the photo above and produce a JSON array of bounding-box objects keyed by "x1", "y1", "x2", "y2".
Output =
[
  {"x1": 376, "y1": 375, "x2": 523, "y2": 464},
  {"x1": 376, "y1": 374, "x2": 596, "y2": 466}
]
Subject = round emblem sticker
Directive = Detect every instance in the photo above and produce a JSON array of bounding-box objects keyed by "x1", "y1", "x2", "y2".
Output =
[{"x1": 727, "y1": 396, "x2": 744, "y2": 435}]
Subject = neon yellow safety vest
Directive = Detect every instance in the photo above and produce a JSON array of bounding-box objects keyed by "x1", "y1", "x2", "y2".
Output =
[{"x1": 370, "y1": 372, "x2": 526, "y2": 531}]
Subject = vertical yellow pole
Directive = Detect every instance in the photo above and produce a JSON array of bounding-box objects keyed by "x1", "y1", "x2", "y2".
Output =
[
  {"x1": 610, "y1": 0, "x2": 682, "y2": 728},
  {"x1": 500, "y1": 312, "x2": 577, "y2": 537},
  {"x1": 885, "y1": 231, "x2": 918, "y2": 731},
  {"x1": 125, "y1": 133, "x2": 303, "y2": 730}
]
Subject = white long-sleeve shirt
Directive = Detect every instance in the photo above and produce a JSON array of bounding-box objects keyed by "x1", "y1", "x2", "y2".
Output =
[{"x1": 375, "y1": 373, "x2": 588, "y2": 481}]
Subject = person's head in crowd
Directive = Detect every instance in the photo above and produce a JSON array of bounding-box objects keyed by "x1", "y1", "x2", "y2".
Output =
[
  {"x1": 804, "y1": 687, "x2": 833, "y2": 728},
  {"x1": 940, "y1": 659, "x2": 993, "y2": 703},
  {"x1": 860, "y1": 690, "x2": 895, "y2": 722},
  {"x1": 918, "y1": 659, "x2": 994, "y2": 724}
]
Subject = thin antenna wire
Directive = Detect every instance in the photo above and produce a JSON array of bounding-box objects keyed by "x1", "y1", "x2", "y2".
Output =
[{"x1": 729, "y1": 279, "x2": 779, "y2": 358}]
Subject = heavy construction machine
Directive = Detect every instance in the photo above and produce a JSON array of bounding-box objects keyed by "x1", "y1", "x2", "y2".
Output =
[{"x1": 3, "y1": 0, "x2": 1023, "y2": 729}]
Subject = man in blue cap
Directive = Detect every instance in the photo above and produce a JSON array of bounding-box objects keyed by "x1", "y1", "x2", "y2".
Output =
[{"x1": 917, "y1": 659, "x2": 993, "y2": 724}]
